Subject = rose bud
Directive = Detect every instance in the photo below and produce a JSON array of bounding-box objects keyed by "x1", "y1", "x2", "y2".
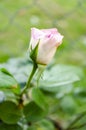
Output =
[{"x1": 29, "y1": 28, "x2": 64, "y2": 65}]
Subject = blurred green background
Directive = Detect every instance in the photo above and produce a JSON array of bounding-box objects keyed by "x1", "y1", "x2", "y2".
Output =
[
  {"x1": 0, "y1": 0, "x2": 86, "y2": 65},
  {"x1": 0, "y1": 0, "x2": 86, "y2": 129}
]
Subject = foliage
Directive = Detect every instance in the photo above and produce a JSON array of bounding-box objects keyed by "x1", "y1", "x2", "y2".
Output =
[
  {"x1": 0, "y1": 57, "x2": 85, "y2": 130},
  {"x1": 0, "y1": 0, "x2": 86, "y2": 129}
]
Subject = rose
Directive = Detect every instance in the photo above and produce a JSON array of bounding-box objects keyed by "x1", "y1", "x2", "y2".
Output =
[{"x1": 29, "y1": 27, "x2": 63, "y2": 65}]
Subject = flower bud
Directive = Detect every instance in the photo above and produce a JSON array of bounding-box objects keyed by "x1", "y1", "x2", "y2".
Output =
[{"x1": 29, "y1": 28, "x2": 63, "y2": 65}]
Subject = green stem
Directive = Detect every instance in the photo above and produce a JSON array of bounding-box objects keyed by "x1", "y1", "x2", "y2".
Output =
[{"x1": 21, "y1": 62, "x2": 38, "y2": 95}]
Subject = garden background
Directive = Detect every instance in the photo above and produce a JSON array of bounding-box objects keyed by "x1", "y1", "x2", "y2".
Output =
[{"x1": 0, "y1": 0, "x2": 86, "y2": 130}]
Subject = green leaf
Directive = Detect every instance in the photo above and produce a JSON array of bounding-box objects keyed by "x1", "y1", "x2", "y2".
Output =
[
  {"x1": 0, "y1": 90, "x2": 19, "y2": 104},
  {"x1": 0, "y1": 101, "x2": 22, "y2": 124},
  {"x1": 39, "y1": 64, "x2": 83, "y2": 92},
  {"x1": 0, "y1": 68, "x2": 20, "y2": 94},
  {"x1": 27, "y1": 126, "x2": 37, "y2": 130},
  {"x1": 0, "y1": 58, "x2": 33, "y2": 85},
  {"x1": 27, "y1": 119, "x2": 55, "y2": 130},
  {"x1": 1, "y1": 90, "x2": 19, "y2": 104},
  {"x1": 0, "y1": 68, "x2": 13, "y2": 77},
  {"x1": 0, "y1": 123, "x2": 22, "y2": 130},
  {"x1": 31, "y1": 87, "x2": 48, "y2": 110},
  {"x1": 38, "y1": 119, "x2": 55, "y2": 130},
  {"x1": 60, "y1": 96, "x2": 77, "y2": 114},
  {"x1": 24, "y1": 101, "x2": 47, "y2": 122}
]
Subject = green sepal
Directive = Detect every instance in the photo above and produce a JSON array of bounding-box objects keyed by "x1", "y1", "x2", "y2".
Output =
[{"x1": 30, "y1": 42, "x2": 39, "y2": 63}]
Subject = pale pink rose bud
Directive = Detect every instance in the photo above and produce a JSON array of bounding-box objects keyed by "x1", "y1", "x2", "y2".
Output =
[{"x1": 29, "y1": 27, "x2": 64, "y2": 65}]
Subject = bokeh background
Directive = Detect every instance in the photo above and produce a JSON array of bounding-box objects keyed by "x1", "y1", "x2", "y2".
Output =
[
  {"x1": 0, "y1": 0, "x2": 86, "y2": 129},
  {"x1": 0, "y1": 0, "x2": 86, "y2": 64}
]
